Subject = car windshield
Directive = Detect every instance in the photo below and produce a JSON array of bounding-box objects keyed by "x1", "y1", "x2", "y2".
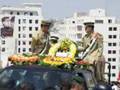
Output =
[{"x1": 0, "y1": 68, "x2": 77, "y2": 90}]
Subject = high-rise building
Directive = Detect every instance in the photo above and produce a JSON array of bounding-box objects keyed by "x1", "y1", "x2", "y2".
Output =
[
  {"x1": 0, "y1": 3, "x2": 43, "y2": 67},
  {"x1": 51, "y1": 9, "x2": 120, "y2": 81}
]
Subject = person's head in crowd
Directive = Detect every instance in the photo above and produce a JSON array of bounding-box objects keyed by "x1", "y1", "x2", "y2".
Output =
[
  {"x1": 70, "y1": 76, "x2": 85, "y2": 90},
  {"x1": 61, "y1": 80, "x2": 71, "y2": 90},
  {"x1": 18, "y1": 81, "x2": 35, "y2": 90}
]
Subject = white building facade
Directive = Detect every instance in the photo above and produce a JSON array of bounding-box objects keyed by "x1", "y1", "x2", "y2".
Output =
[
  {"x1": 51, "y1": 9, "x2": 120, "y2": 81},
  {"x1": 0, "y1": 3, "x2": 43, "y2": 68}
]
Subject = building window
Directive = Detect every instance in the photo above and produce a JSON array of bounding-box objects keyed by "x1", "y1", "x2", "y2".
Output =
[
  {"x1": 17, "y1": 12, "x2": 20, "y2": 15},
  {"x1": 10, "y1": 11, "x2": 13, "y2": 15},
  {"x1": 2, "y1": 48, "x2": 5, "y2": 52},
  {"x1": 29, "y1": 27, "x2": 32, "y2": 31},
  {"x1": 23, "y1": 26, "x2": 26, "y2": 31},
  {"x1": 30, "y1": 12, "x2": 33, "y2": 16},
  {"x1": 18, "y1": 48, "x2": 20, "y2": 53},
  {"x1": 18, "y1": 19, "x2": 21, "y2": 24},
  {"x1": 77, "y1": 33, "x2": 82, "y2": 39},
  {"x1": 113, "y1": 35, "x2": 117, "y2": 39},
  {"x1": 108, "y1": 43, "x2": 112, "y2": 46},
  {"x1": 18, "y1": 26, "x2": 21, "y2": 31},
  {"x1": 108, "y1": 19, "x2": 112, "y2": 23},
  {"x1": 23, "y1": 34, "x2": 26, "y2": 38},
  {"x1": 112, "y1": 66, "x2": 116, "y2": 69},
  {"x1": 108, "y1": 27, "x2": 112, "y2": 31},
  {"x1": 113, "y1": 50, "x2": 116, "y2": 54},
  {"x1": 29, "y1": 34, "x2": 32, "y2": 38},
  {"x1": 72, "y1": 21, "x2": 75, "y2": 24},
  {"x1": 35, "y1": 20, "x2": 38, "y2": 24},
  {"x1": 112, "y1": 73, "x2": 116, "y2": 77},
  {"x1": 95, "y1": 20, "x2": 103, "y2": 24},
  {"x1": 108, "y1": 35, "x2": 112, "y2": 39},
  {"x1": 29, "y1": 48, "x2": 31, "y2": 52},
  {"x1": 23, "y1": 48, "x2": 26, "y2": 52},
  {"x1": 29, "y1": 20, "x2": 32, "y2": 24},
  {"x1": 29, "y1": 41, "x2": 32, "y2": 45},
  {"x1": 24, "y1": 12, "x2": 28, "y2": 15},
  {"x1": 77, "y1": 25, "x2": 82, "y2": 31},
  {"x1": 18, "y1": 41, "x2": 20, "y2": 45},
  {"x1": 108, "y1": 35, "x2": 117, "y2": 39},
  {"x1": 108, "y1": 58, "x2": 111, "y2": 61},
  {"x1": 113, "y1": 43, "x2": 117, "y2": 46},
  {"x1": 113, "y1": 27, "x2": 117, "y2": 31},
  {"x1": 2, "y1": 40, "x2": 5, "y2": 44},
  {"x1": 35, "y1": 27, "x2": 38, "y2": 31},
  {"x1": 112, "y1": 58, "x2": 116, "y2": 62},
  {"x1": 108, "y1": 43, "x2": 117, "y2": 46},
  {"x1": 23, "y1": 19, "x2": 26, "y2": 24},
  {"x1": 23, "y1": 41, "x2": 26, "y2": 45},
  {"x1": 108, "y1": 50, "x2": 112, "y2": 54},
  {"x1": 18, "y1": 34, "x2": 21, "y2": 38}
]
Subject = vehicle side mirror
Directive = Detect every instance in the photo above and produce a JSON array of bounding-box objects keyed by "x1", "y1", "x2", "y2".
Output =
[{"x1": 93, "y1": 83, "x2": 112, "y2": 90}]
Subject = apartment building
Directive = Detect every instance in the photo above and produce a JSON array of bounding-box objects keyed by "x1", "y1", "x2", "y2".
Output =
[{"x1": 0, "y1": 3, "x2": 43, "y2": 67}]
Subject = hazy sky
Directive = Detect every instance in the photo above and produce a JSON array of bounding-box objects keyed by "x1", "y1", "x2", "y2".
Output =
[{"x1": 0, "y1": 0, "x2": 120, "y2": 19}]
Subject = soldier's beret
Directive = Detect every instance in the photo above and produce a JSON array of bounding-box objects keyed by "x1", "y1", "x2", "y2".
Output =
[
  {"x1": 84, "y1": 22, "x2": 94, "y2": 27},
  {"x1": 41, "y1": 20, "x2": 51, "y2": 26}
]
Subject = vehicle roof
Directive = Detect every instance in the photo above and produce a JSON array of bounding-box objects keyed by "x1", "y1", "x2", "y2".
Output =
[
  {"x1": 75, "y1": 69, "x2": 93, "y2": 74},
  {"x1": 4, "y1": 65, "x2": 92, "y2": 75},
  {"x1": 4, "y1": 65, "x2": 75, "y2": 74}
]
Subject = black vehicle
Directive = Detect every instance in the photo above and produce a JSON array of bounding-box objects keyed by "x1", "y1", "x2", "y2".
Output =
[{"x1": 0, "y1": 65, "x2": 112, "y2": 90}]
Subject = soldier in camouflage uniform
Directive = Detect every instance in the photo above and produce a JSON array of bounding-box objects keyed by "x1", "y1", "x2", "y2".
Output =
[
  {"x1": 79, "y1": 22, "x2": 105, "y2": 82},
  {"x1": 31, "y1": 20, "x2": 51, "y2": 55}
]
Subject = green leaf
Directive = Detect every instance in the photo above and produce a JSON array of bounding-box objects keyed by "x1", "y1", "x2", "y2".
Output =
[{"x1": 23, "y1": 53, "x2": 32, "y2": 57}]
